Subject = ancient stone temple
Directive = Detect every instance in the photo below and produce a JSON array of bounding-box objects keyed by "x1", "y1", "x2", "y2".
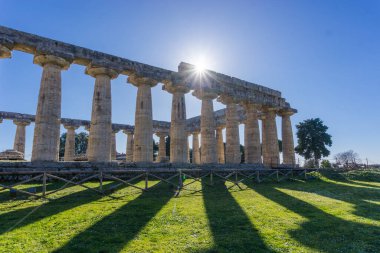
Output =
[{"x1": 0, "y1": 26, "x2": 297, "y2": 167}]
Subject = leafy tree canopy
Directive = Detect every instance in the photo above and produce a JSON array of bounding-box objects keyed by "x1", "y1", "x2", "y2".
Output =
[{"x1": 295, "y1": 118, "x2": 332, "y2": 164}]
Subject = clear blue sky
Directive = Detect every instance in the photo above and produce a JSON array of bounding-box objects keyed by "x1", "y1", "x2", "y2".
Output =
[{"x1": 0, "y1": 0, "x2": 379, "y2": 164}]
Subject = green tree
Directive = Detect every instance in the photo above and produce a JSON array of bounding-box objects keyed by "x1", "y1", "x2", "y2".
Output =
[
  {"x1": 320, "y1": 159, "x2": 332, "y2": 168},
  {"x1": 59, "y1": 132, "x2": 89, "y2": 158},
  {"x1": 295, "y1": 118, "x2": 332, "y2": 167}
]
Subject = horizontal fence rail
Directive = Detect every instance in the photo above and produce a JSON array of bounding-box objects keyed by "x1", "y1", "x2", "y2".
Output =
[{"x1": 0, "y1": 168, "x2": 319, "y2": 200}]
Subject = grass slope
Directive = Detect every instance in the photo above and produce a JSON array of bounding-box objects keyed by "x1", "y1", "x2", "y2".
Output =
[{"x1": 0, "y1": 169, "x2": 379, "y2": 253}]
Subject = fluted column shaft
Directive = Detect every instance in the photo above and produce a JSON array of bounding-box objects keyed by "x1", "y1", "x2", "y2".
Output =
[
  {"x1": 111, "y1": 130, "x2": 118, "y2": 161},
  {"x1": 264, "y1": 109, "x2": 280, "y2": 167},
  {"x1": 133, "y1": 83, "x2": 154, "y2": 162},
  {"x1": 225, "y1": 103, "x2": 240, "y2": 164},
  {"x1": 262, "y1": 116, "x2": 269, "y2": 166},
  {"x1": 281, "y1": 112, "x2": 296, "y2": 165},
  {"x1": 170, "y1": 91, "x2": 187, "y2": 163},
  {"x1": 244, "y1": 104, "x2": 261, "y2": 163},
  {"x1": 124, "y1": 131, "x2": 134, "y2": 162},
  {"x1": 216, "y1": 127, "x2": 225, "y2": 164},
  {"x1": 32, "y1": 55, "x2": 70, "y2": 162},
  {"x1": 200, "y1": 97, "x2": 217, "y2": 163},
  {"x1": 13, "y1": 121, "x2": 30, "y2": 156},
  {"x1": 86, "y1": 67, "x2": 118, "y2": 162},
  {"x1": 157, "y1": 133, "x2": 167, "y2": 162},
  {"x1": 187, "y1": 135, "x2": 190, "y2": 162},
  {"x1": 64, "y1": 126, "x2": 77, "y2": 161},
  {"x1": 192, "y1": 132, "x2": 201, "y2": 164}
]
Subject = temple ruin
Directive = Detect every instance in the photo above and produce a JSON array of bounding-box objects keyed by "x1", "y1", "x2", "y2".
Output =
[{"x1": 0, "y1": 26, "x2": 297, "y2": 169}]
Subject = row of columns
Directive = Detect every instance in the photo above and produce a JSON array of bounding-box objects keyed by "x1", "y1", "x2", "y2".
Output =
[{"x1": 1, "y1": 46, "x2": 295, "y2": 166}]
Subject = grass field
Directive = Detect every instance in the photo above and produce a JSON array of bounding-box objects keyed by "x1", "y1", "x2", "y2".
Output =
[{"x1": 0, "y1": 169, "x2": 379, "y2": 253}]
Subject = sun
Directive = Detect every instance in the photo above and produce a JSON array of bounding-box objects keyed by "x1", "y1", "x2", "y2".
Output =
[
  {"x1": 195, "y1": 61, "x2": 206, "y2": 73},
  {"x1": 194, "y1": 55, "x2": 208, "y2": 73}
]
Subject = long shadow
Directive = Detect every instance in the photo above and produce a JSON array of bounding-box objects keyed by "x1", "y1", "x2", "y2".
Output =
[
  {"x1": 319, "y1": 170, "x2": 380, "y2": 189},
  {"x1": 200, "y1": 179, "x2": 274, "y2": 253},
  {"x1": 0, "y1": 182, "x2": 66, "y2": 202},
  {"x1": 54, "y1": 182, "x2": 174, "y2": 253},
  {"x1": 0, "y1": 181, "x2": 119, "y2": 235},
  {"x1": 247, "y1": 182, "x2": 380, "y2": 253},
  {"x1": 279, "y1": 176, "x2": 380, "y2": 221},
  {"x1": 345, "y1": 180, "x2": 380, "y2": 189}
]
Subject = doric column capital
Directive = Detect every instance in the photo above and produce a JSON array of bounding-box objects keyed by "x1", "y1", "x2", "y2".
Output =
[
  {"x1": 33, "y1": 54, "x2": 71, "y2": 70},
  {"x1": 0, "y1": 38, "x2": 13, "y2": 58},
  {"x1": 163, "y1": 81, "x2": 190, "y2": 94},
  {"x1": 0, "y1": 45, "x2": 12, "y2": 59},
  {"x1": 216, "y1": 125, "x2": 225, "y2": 130},
  {"x1": 155, "y1": 131, "x2": 169, "y2": 138},
  {"x1": 261, "y1": 107, "x2": 278, "y2": 119},
  {"x1": 217, "y1": 94, "x2": 239, "y2": 105},
  {"x1": 278, "y1": 108, "x2": 297, "y2": 117},
  {"x1": 122, "y1": 129, "x2": 134, "y2": 135},
  {"x1": 127, "y1": 73, "x2": 158, "y2": 88},
  {"x1": 192, "y1": 88, "x2": 218, "y2": 100},
  {"x1": 85, "y1": 65, "x2": 119, "y2": 79},
  {"x1": 63, "y1": 124, "x2": 79, "y2": 131},
  {"x1": 13, "y1": 119, "x2": 31, "y2": 127}
]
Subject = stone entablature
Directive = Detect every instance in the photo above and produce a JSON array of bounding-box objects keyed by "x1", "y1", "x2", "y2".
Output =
[
  {"x1": 0, "y1": 111, "x2": 169, "y2": 133},
  {"x1": 1, "y1": 25, "x2": 292, "y2": 109},
  {"x1": 0, "y1": 26, "x2": 173, "y2": 82}
]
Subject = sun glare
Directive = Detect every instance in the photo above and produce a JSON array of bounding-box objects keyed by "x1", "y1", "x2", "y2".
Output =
[
  {"x1": 195, "y1": 63, "x2": 205, "y2": 73},
  {"x1": 194, "y1": 56, "x2": 208, "y2": 73}
]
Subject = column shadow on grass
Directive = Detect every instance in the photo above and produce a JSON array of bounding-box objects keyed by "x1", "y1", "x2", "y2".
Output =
[
  {"x1": 319, "y1": 170, "x2": 380, "y2": 189},
  {"x1": 199, "y1": 179, "x2": 274, "y2": 253},
  {"x1": 0, "y1": 182, "x2": 119, "y2": 235},
  {"x1": 282, "y1": 174, "x2": 380, "y2": 221},
  {"x1": 246, "y1": 182, "x2": 380, "y2": 253},
  {"x1": 53, "y1": 182, "x2": 174, "y2": 253}
]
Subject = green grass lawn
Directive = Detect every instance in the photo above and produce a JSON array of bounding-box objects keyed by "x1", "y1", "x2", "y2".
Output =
[{"x1": 0, "y1": 169, "x2": 379, "y2": 253}]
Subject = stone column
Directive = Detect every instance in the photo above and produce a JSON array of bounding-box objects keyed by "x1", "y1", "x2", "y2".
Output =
[
  {"x1": 13, "y1": 120, "x2": 31, "y2": 156},
  {"x1": 225, "y1": 103, "x2": 240, "y2": 164},
  {"x1": 192, "y1": 132, "x2": 201, "y2": 164},
  {"x1": 85, "y1": 66, "x2": 118, "y2": 162},
  {"x1": 164, "y1": 83, "x2": 189, "y2": 163},
  {"x1": 63, "y1": 125, "x2": 79, "y2": 161},
  {"x1": 216, "y1": 126, "x2": 225, "y2": 164},
  {"x1": 128, "y1": 75, "x2": 157, "y2": 163},
  {"x1": 187, "y1": 134, "x2": 190, "y2": 163},
  {"x1": 280, "y1": 109, "x2": 296, "y2": 165},
  {"x1": 31, "y1": 54, "x2": 70, "y2": 162},
  {"x1": 261, "y1": 115, "x2": 269, "y2": 166},
  {"x1": 193, "y1": 89, "x2": 218, "y2": 164},
  {"x1": 111, "y1": 129, "x2": 119, "y2": 161},
  {"x1": 156, "y1": 132, "x2": 168, "y2": 162},
  {"x1": 263, "y1": 108, "x2": 280, "y2": 167},
  {"x1": 244, "y1": 104, "x2": 262, "y2": 164},
  {"x1": 123, "y1": 130, "x2": 134, "y2": 162}
]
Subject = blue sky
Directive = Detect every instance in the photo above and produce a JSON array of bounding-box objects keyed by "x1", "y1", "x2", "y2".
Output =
[{"x1": 0, "y1": 0, "x2": 379, "y2": 163}]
